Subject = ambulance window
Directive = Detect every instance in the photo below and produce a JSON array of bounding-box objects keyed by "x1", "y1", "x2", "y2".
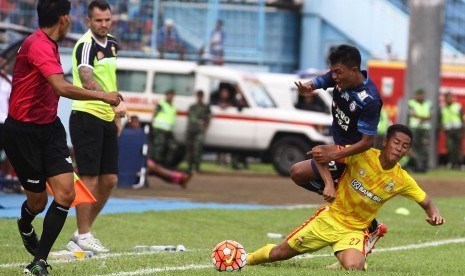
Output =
[
  {"x1": 245, "y1": 79, "x2": 276, "y2": 108},
  {"x1": 116, "y1": 70, "x2": 146, "y2": 93},
  {"x1": 153, "y1": 73, "x2": 194, "y2": 96}
]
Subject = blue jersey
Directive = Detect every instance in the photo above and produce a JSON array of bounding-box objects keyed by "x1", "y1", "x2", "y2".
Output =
[{"x1": 313, "y1": 70, "x2": 382, "y2": 146}]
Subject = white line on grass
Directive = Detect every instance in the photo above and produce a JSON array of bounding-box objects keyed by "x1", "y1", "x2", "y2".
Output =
[
  {"x1": 296, "y1": 237, "x2": 465, "y2": 259},
  {"x1": 97, "y1": 264, "x2": 211, "y2": 276},
  {"x1": 2, "y1": 238, "x2": 464, "y2": 273},
  {"x1": 93, "y1": 237, "x2": 465, "y2": 276},
  {"x1": 0, "y1": 251, "x2": 182, "y2": 269}
]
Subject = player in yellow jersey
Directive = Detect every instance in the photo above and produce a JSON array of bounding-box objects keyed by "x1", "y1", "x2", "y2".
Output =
[{"x1": 246, "y1": 124, "x2": 444, "y2": 270}]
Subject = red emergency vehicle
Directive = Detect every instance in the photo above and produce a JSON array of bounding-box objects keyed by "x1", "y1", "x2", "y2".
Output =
[{"x1": 367, "y1": 59, "x2": 465, "y2": 157}]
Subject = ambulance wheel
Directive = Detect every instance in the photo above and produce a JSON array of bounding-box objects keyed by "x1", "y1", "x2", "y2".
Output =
[{"x1": 270, "y1": 137, "x2": 310, "y2": 176}]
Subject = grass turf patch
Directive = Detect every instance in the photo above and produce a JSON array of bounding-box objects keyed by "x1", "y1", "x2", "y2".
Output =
[{"x1": 1, "y1": 196, "x2": 464, "y2": 275}]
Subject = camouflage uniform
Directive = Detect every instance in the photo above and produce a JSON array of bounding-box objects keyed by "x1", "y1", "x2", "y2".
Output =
[{"x1": 186, "y1": 102, "x2": 211, "y2": 171}]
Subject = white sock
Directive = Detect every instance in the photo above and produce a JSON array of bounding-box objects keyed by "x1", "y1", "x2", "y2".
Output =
[
  {"x1": 73, "y1": 230, "x2": 79, "y2": 238},
  {"x1": 78, "y1": 232, "x2": 93, "y2": 240}
]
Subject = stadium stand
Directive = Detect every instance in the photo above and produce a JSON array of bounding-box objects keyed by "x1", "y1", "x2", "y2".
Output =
[{"x1": 1, "y1": 0, "x2": 465, "y2": 72}]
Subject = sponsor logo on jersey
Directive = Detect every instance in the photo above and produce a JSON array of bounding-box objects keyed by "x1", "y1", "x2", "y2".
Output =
[
  {"x1": 27, "y1": 179, "x2": 40, "y2": 184},
  {"x1": 335, "y1": 105, "x2": 350, "y2": 131},
  {"x1": 351, "y1": 179, "x2": 382, "y2": 203}
]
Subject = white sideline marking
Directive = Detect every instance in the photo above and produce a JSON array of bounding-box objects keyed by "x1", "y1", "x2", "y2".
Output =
[
  {"x1": 2, "y1": 238, "x2": 464, "y2": 274},
  {"x1": 93, "y1": 238, "x2": 465, "y2": 276},
  {"x1": 96, "y1": 264, "x2": 211, "y2": 276},
  {"x1": 296, "y1": 237, "x2": 465, "y2": 259}
]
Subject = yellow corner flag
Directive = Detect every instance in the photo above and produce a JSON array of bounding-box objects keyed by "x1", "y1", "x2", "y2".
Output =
[{"x1": 46, "y1": 173, "x2": 97, "y2": 207}]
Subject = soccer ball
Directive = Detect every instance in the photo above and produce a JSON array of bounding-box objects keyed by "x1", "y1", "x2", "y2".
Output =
[{"x1": 211, "y1": 240, "x2": 247, "y2": 272}]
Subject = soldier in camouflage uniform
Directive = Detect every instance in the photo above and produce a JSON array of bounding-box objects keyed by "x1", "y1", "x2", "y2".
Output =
[{"x1": 186, "y1": 90, "x2": 211, "y2": 172}]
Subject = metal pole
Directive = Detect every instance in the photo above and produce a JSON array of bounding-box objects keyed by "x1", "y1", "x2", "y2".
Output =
[
  {"x1": 404, "y1": 0, "x2": 445, "y2": 168},
  {"x1": 151, "y1": 0, "x2": 160, "y2": 56},
  {"x1": 257, "y1": 0, "x2": 266, "y2": 65},
  {"x1": 206, "y1": 0, "x2": 219, "y2": 55}
]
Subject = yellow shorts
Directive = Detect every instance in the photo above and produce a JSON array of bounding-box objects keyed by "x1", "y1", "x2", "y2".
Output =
[{"x1": 286, "y1": 206, "x2": 368, "y2": 255}]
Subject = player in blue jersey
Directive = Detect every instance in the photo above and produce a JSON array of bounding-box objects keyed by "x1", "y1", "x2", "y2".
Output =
[{"x1": 293, "y1": 44, "x2": 384, "y2": 255}]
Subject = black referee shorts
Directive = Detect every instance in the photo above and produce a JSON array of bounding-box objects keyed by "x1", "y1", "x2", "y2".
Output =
[
  {"x1": 69, "y1": 111, "x2": 118, "y2": 176},
  {"x1": 3, "y1": 117, "x2": 74, "y2": 192}
]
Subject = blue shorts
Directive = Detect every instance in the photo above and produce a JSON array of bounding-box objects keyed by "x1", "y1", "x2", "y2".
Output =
[{"x1": 310, "y1": 159, "x2": 346, "y2": 180}]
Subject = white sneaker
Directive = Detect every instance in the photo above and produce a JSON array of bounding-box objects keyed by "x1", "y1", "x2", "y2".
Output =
[
  {"x1": 70, "y1": 234, "x2": 78, "y2": 244},
  {"x1": 77, "y1": 236, "x2": 110, "y2": 253},
  {"x1": 365, "y1": 223, "x2": 387, "y2": 255}
]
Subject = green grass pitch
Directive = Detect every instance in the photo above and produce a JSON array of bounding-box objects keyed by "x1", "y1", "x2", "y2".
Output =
[{"x1": 1, "y1": 196, "x2": 465, "y2": 275}]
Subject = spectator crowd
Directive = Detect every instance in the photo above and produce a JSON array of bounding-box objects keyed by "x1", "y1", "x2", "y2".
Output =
[{"x1": 0, "y1": 0, "x2": 226, "y2": 63}]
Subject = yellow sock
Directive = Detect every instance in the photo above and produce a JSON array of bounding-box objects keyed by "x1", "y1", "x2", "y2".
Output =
[{"x1": 246, "y1": 244, "x2": 276, "y2": 265}]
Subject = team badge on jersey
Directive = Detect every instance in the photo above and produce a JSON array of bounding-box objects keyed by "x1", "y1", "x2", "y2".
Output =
[
  {"x1": 358, "y1": 168, "x2": 366, "y2": 177},
  {"x1": 349, "y1": 101, "x2": 356, "y2": 111},
  {"x1": 97, "y1": 51, "x2": 104, "y2": 60},
  {"x1": 358, "y1": 90, "x2": 369, "y2": 101},
  {"x1": 384, "y1": 181, "x2": 395, "y2": 193}
]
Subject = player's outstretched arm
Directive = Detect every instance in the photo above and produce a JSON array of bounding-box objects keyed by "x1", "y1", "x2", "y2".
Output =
[
  {"x1": 294, "y1": 80, "x2": 316, "y2": 96},
  {"x1": 418, "y1": 195, "x2": 445, "y2": 226},
  {"x1": 46, "y1": 74, "x2": 121, "y2": 106},
  {"x1": 309, "y1": 144, "x2": 343, "y2": 164},
  {"x1": 332, "y1": 134, "x2": 374, "y2": 160}
]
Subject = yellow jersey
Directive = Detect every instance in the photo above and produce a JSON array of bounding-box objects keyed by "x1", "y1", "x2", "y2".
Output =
[{"x1": 328, "y1": 148, "x2": 426, "y2": 229}]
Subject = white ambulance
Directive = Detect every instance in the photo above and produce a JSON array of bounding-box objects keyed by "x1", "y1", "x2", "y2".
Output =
[
  {"x1": 116, "y1": 58, "x2": 333, "y2": 175},
  {"x1": 256, "y1": 72, "x2": 333, "y2": 113}
]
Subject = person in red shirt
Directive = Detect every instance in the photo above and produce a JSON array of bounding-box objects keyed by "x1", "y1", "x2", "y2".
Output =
[{"x1": 2, "y1": 1, "x2": 122, "y2": 275}]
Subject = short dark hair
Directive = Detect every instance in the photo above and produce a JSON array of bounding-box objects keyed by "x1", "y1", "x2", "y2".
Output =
[
  {"x1": 386, "y1": 124, "x2": 413, "y2": 143},
  {"x1": 37, "y1": 0, "x2": 71, "y2": 28},
  {"x1": 328, "y1": 44, "x2": 361, "y2": 69},
  {"x1": 415, "y1": 88, "x2": 425, "y2": 95},
  {"x1": 165, "y1": 89, "x2": 175, "y2": 95},
  {"x1": 88, "y1": 0, "x2": 111, "y2": 18},
  {"x1": 196, "y1": 90, "x2": 204, "y2": 97}
]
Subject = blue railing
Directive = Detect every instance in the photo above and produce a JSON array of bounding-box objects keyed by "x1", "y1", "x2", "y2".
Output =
[{"x1": 0, "y1": 0, "x2": 297, "y2": 72}]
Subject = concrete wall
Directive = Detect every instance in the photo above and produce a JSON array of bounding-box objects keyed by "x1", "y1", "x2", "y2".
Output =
[{"x1": 300, "y1": 0, "x2": 409, "y2": 70}]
